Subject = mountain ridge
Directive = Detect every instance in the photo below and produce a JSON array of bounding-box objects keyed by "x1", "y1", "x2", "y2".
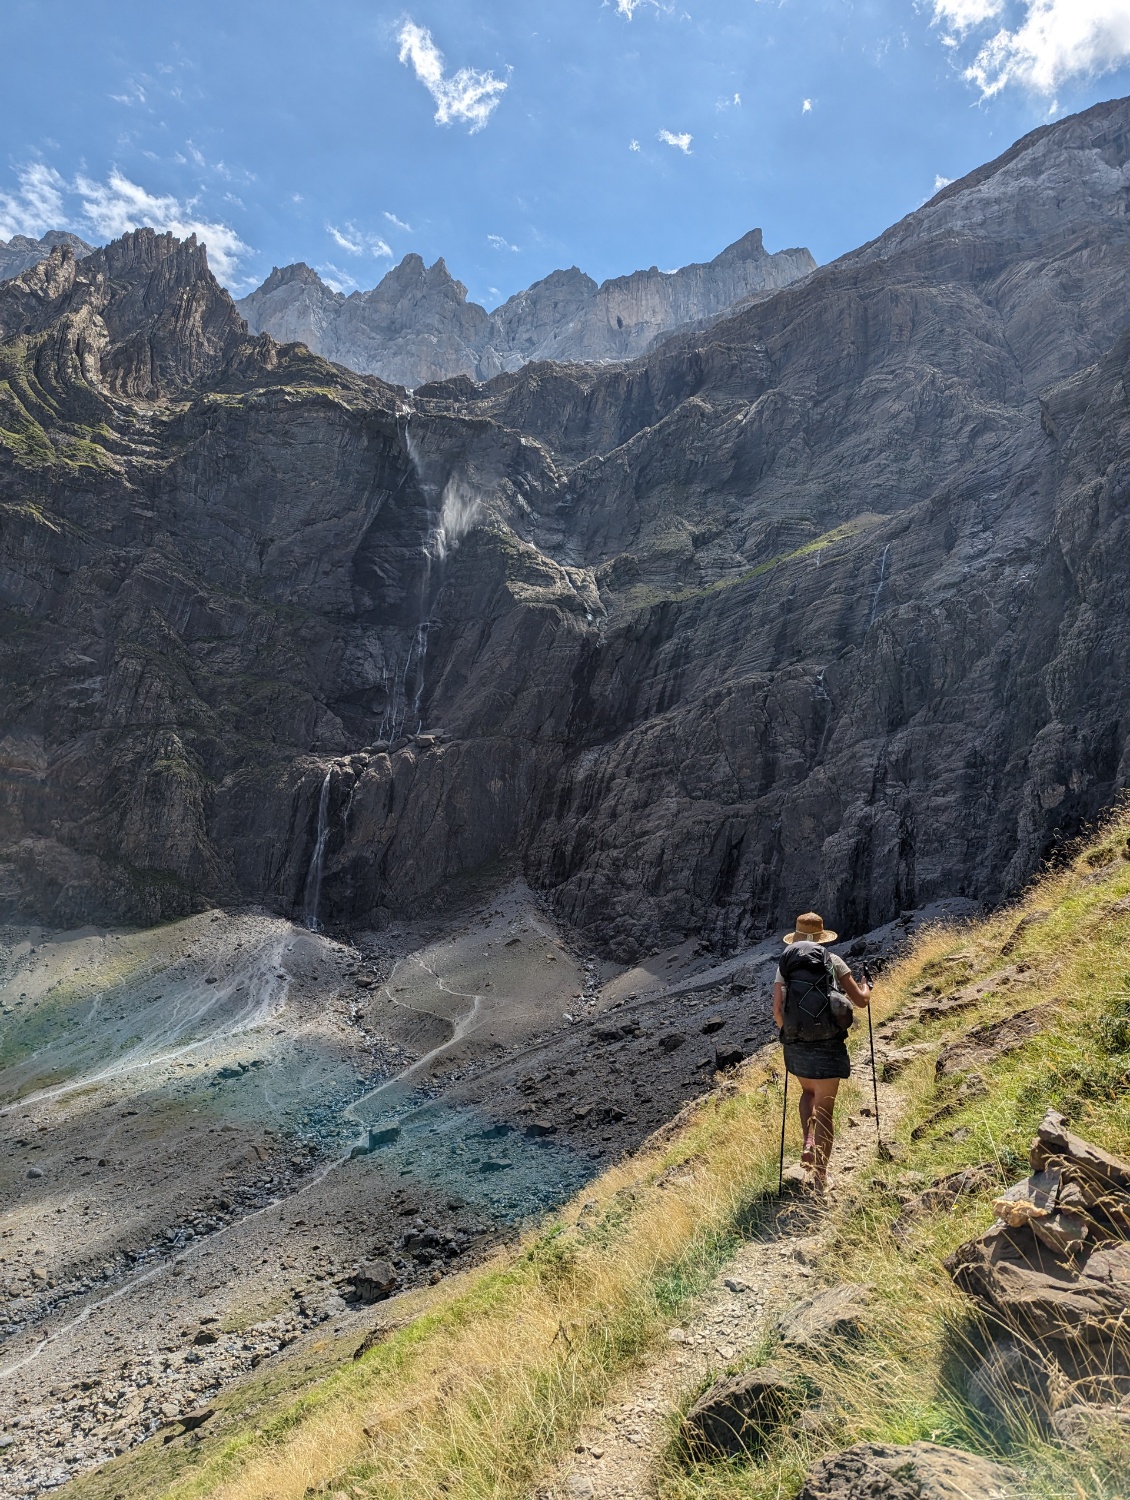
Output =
[{"x1": 235, "y1": 228, "x2": 817, "y2": 387}]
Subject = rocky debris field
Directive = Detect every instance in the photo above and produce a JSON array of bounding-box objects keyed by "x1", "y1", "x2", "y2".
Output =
[{"x1": 0, "y1": 884, "x2": 956, "y2": 1496}]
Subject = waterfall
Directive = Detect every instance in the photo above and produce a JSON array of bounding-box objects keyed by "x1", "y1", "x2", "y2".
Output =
[
  {"x1": 302, "y1": 769, "x2": 332, "y2": 931},
  {"x1": 868, "y1": 543, "x2": 891, "y2": 627}
]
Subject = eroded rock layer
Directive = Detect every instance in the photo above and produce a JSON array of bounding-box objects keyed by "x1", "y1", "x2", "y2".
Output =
[{"x1": 2, "y1": 98, "x2": 1130, "y2": 957}]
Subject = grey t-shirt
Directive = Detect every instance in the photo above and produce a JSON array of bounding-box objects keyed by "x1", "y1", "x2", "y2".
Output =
[{"x1": 774, "y1": 951, "x2": 851, "y2": 986}]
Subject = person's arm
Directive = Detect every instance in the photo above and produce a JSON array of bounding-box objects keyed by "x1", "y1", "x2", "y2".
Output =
[
  {"x1": 773, "y1": 980, "x2": 785, "y2": 1029},
  {"x1": 842, "y1": 972, "x2": 871, "y2": 1007}
]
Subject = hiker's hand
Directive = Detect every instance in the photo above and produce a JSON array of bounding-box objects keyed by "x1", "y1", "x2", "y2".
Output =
[{"x1": 844, "y1": 973, "x2": 871, "y2": 1006}]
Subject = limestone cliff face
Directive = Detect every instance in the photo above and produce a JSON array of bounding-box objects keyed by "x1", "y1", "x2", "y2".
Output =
[
  {"x1": 236, "y1": 231, "x2": 815, "y2": 387},
  {"x1": 2, "y1": 100, "x2": 1130, "y2": 960},
  {"x1": 0, "y1": 229, "x2": 92, "y2": 282}
]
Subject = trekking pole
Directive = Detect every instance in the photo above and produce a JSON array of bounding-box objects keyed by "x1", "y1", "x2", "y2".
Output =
[
  {"x1": 778, "y1": 1067, "x2": 789, "y2": 1194},
  {"x1": 863, "y1": 966, "x2": 881, "y2": 1150}
]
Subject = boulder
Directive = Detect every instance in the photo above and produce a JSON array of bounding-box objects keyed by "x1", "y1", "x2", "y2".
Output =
[
  {"x1": 796, "y1": 1441, "x2": 1023, "y2": 1500},
  {"x1": 945, "y1": 1115, "x2": 1130, "y2": 1368},
  {"x1": 964, "y1": 1337, "x2": 1052, "y2": 1432},
  {"x1": 525, "y1": 1119, "x2": 557, "y2": 1137},
  {"x1": 351, "y1": 1259, "x2": 399, "y2": 1304},
  {"x1": 947, "y1": 1224, "x2": 1130, "y2": 1350},
  {"x1": 680, "y1": 1366, "x2": 799, "y2": 1458},
  {"x1": 714, "y1": 1047, "x2": 745, "y2": 1071},
  {"x1": 1052, "y1": 1400, "x2": 1130, "y2": 1447},
  {"x1": 778, "y1": 1284, "x2": 871, "y2": 1349}
]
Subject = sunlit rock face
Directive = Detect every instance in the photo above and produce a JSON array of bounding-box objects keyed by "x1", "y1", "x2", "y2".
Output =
[
  {"x1": 2, "y1": 98, "x2": 1130, "y2": 957},
  {"x1": 0, "y1": 229, "x2": 93, "y2": 282},
  {"x1": 235, "y1": 229, "x2": 816, "y2": 389}
]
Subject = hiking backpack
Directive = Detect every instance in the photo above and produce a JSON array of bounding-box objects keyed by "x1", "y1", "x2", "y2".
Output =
[{"x1": 779, "y1": 940, "x2": 854, "y2": 1043}]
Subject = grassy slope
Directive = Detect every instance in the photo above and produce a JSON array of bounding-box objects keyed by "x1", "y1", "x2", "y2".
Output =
[{"x1": 64, "y1": 810, "x2": 1130, "y2": 1500}]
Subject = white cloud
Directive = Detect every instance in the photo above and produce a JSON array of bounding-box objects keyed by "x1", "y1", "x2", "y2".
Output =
[
  {"x1": 0, "y1": 163, "x2": 67, "y2": 240},
  {"x1": 384, "y1": 211, "x2": 412, "y2": 231},
  {"x1": 397, "y1": 19, "x2": 507, "y2": 132},
  {"x1": 629, "y1": 138, "x2": 641, "y2": 151},
  {"x1": 327, "y1": 222, "x2": 393, "y2": 257},
  {"x1": 934, "y1": 173, "x2": 953, "y2": 191},
  {"x1": 932, "y1": 0, "x2": 1004, "y2": 32},
  {"x1": 657, "y1": 128, "x2": 693, "y2": 153},
  {"x1": 802, "y1": 97, "x2": 813, "y2": 112},
  {"x1": 0, "y1": 163, "x2": 252, "y2": 285},
  {"x1": 487, "y1": 233, "x2": 520, "y2": 252},
  {"x1": 328, "y1": 223, "x2": 362, "y2": 253},
  {"x1": 965, "y1": 0, "x2": 1130, "y2": 95},
  {"x1": 74, "y1": 170, "x2": 250, "y2": 282},
  {"x1": 716, "y1": 91, "x2": 742, "y2": 110},
  {"x1": 615, "y1": 0, "x2": 660, "y2": 15},
  {"x1": 316, "y1": 262, "x2": 360, "y2": 294}
]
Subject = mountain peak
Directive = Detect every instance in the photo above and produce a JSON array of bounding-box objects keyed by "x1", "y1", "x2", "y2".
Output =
[
  {"x1": 0, "y1": 227, "x2": 246, "y2": 397},
  {"x1": 0, "y1": 227, "x2": 93, "y2": 282},
  {"x1": 239, "y1": 228, "x2": 816, "y2": 386}
]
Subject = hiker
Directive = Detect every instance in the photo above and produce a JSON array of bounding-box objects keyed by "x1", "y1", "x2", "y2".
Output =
[{"x1": 772, "y1": 912, "x2": 871, "y2": 1190}]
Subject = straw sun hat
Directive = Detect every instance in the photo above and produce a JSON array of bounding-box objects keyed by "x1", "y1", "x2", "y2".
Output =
[{"x1": 783, "y1": 911, "x2": 838, "y2": 944}]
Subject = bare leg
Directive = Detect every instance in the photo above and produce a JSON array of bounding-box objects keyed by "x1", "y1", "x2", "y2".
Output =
[
  {"x1": 798, "y1": 1087, "x2": 817, "y2": 1164},
  {"x1": 795, "y1": 1076, "x2": 841, "y2": 1187}
]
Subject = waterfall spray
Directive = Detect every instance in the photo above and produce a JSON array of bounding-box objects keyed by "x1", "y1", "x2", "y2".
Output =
[{"x1": 302, "y1": 769, "x2": 332, "y2": 931}]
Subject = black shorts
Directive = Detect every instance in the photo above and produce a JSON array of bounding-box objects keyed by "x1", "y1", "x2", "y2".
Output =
[{"x1": 782, "y1": 1038, "x2": 851, "y2": 1080}]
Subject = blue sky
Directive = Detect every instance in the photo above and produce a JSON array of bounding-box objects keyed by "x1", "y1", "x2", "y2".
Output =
[{"x1": 1, "y1": 1, "x2": 1129, "y2": 306}]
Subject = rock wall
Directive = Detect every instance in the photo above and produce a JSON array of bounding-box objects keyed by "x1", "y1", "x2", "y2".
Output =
[{"x1": 2, "y1": 99, "x2": 1130, "y2": 958}]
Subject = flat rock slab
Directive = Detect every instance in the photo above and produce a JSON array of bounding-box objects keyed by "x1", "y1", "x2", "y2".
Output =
[
  {"x1": 797, "y1": 1441, "x2": 1023, "y2": 1500},
  {"x1": 778, "y1": 1283, "x2": 871, "y2": 1348},
  {"x1": 935, "y1": 1005, "x2": 1053, "y2": 1077},
  {"x1": 681, "y1": 1365, "x2": 799, "y2": 1457},
  {"x1": 1030, "y1": 1108, "x2": 1130, "y2": 1189}
]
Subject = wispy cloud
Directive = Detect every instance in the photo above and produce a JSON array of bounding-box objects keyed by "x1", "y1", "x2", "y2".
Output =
[
  {"x1": 397, "y1": 19, "x2": 507, "y2": 132},
  {"x1": 76, "y1": 170, "x2": 251, "y2": 281},
  {"x1": 487, "y1": 233, "x2": 520, "y2": 252},
  {"x1": 327, "y1": 222, "x2": 393, "y2": 257},
  {"x1": 109, "y1": 79, "x2": 148, "y2": 107},
  {"x1": 933, "y1": 173, "x2": 953, "y2": 191},
  {"x1": 384, "y1": 211, "x2": 412, "y2": 231},
  {"x1": 657, "y1": 128, "x2": 693, "y2": 153},
  {"x1": 802, "y1": 97, "x2": 813, "y2": 113},
  {"x1": 317, "y1": 262, "x2": 360, "y2": 294},
  {"x1": 934, "y1": 0, "x2": 1130, "y2": 96},
  {"x1": 614, "y1": 0, "x2": 661, "y2": 15},
  {"x1": 629, "y1": 138, "x2": 641, "y2": 151},
  {"x1": 716, "y1": 92, "x2": 741, "y2": 110},
  {"x1": 0, "y1": 161, "x2": 251, "y2": 285},
  {"x1": 0, "y1": 163, "x2": 67, "y2": 240}
]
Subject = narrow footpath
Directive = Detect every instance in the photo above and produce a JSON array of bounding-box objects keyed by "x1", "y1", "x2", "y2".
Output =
[{"x1": 533, "y1": 1078, "x2": 900, "y2": 1500}]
